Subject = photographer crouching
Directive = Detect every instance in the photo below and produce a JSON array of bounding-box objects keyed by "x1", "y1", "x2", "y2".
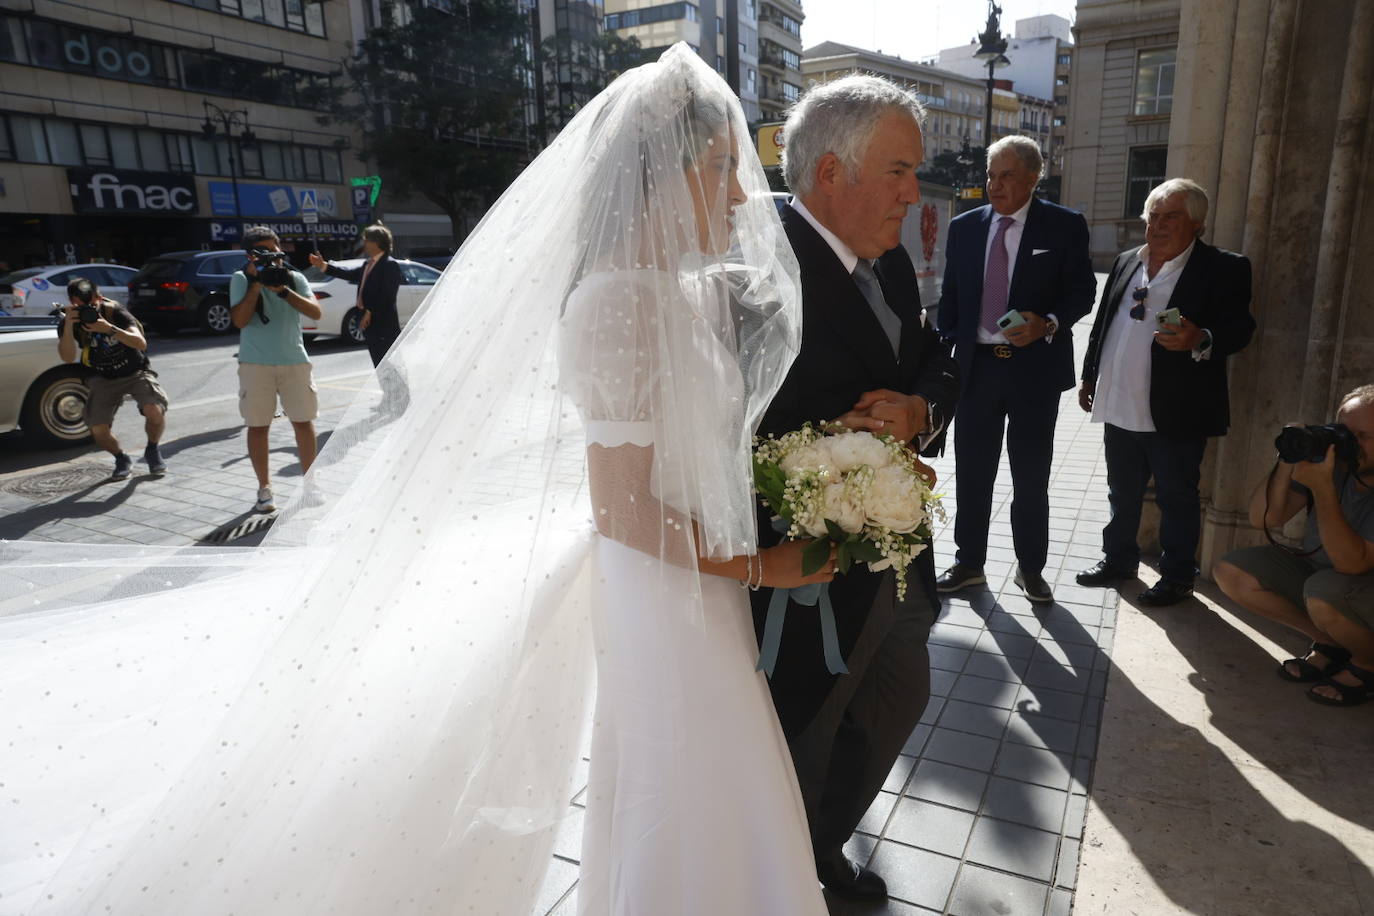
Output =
[
  {"x1": 1215, "y1": 384, "x2": 1374, "y2": 707},
  {"x1": 56, "y1": 277, "x2": 168, "y2": 480},
  {"x1": 230, "y1": 226, "x2": 323, "y2": 514}
]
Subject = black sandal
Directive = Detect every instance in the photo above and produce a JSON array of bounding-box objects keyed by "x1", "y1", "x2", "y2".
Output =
[
  {"x1": 1277, "y1": 642, "x2": 1352, "y2": 683},
  {"x1": 1306, "y1": 664, "x2": 1374, "y2": 707}
]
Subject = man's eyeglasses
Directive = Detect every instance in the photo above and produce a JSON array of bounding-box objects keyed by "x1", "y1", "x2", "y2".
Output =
[{"x1": 1130, "y1": 286, "x2": 1148, "y2": 321}]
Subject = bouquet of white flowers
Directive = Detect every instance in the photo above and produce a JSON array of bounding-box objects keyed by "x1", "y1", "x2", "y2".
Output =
[{"x1": 753, "y1": 423, "x2": 943, "y2": 601}]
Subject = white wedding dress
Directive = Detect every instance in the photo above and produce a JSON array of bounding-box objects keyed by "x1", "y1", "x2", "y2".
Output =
[{"x1": 564, "y1": 270, "x2": 825, "y2": 914}]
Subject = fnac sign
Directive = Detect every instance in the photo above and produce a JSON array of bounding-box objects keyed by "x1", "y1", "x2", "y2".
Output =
[{"x1": 68, "y1": 168, "x2": 198, "y2": 214}]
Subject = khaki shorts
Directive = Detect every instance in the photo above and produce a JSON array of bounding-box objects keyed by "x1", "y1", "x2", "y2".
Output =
[
  {"x1": 85, "y1": 370, "x2": 169, "y2": 428},
  {"x1": 1222, "y1": 545, "x2": 1374, "y2": 629},
  {"x1": 238, "y1": 362, "x2": 318, "y2": 427}
]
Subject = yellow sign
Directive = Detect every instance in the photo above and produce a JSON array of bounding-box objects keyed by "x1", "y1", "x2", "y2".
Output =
[
  {"x1": 959, "y1": 187, "x2": 984, "y2": 199},
  {"x1": 756, "y1": 122, "x2": 785, "y2": 167}
]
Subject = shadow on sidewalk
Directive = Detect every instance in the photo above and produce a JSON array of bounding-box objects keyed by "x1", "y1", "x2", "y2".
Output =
[{"x1": 0, "y1": 476, "x2": 137, "y2": 540}]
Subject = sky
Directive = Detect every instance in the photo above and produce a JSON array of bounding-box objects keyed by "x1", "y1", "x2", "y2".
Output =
[{"x1": 798, "y1": 0, "x2": 1081, "y2": 63}]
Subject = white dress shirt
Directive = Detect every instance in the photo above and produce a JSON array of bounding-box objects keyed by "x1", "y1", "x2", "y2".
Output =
[
  {"x1": 1091, "y1": 240, "x2": 1196, "y2": 432},
  {"x1": 976, "y1": 197, "x2": 1032, "y2": 344}
]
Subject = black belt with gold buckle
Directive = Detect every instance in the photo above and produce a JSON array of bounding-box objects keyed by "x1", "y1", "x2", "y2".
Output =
[{"x1": 992, "y1": 344, "x2": 1012, "y2": 359}]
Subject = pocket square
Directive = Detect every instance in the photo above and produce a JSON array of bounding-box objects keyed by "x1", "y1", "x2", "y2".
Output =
[{"x1": 1032, "y1": 248, "x2": 1051, "y2": 255}]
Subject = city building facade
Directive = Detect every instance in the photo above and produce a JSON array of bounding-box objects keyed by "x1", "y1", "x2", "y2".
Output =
[
  {"x1": 801, "y1": 42, "x2": 988, "y2": 161},
  {"x1": 0, "y1": 0, "x2": 367, "y2": 268}
]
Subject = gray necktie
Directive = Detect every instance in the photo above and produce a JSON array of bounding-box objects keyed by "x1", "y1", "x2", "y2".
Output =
[{"x1": 852, "y1": 259, "x2": 902, "y2": 359}]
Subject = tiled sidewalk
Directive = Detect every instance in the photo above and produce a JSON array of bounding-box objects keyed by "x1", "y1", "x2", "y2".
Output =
[{"x1": 537, "y1": 379, "x2": 1119, "y2": 915}]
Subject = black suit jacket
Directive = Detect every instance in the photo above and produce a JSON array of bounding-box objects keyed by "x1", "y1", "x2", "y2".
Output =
[
  {"x1": 1081, "y1": 240, "x2": 1255, "y2": 439},
  {"x1": 326, "y1": 255, "x2": 403, "y2": 330},
  {"x1": 937, "y1": 197, "x2": 1096, "y2": 393},
  {"x1": 751, "y1": 206, "x2": 959, "y2": 733}
]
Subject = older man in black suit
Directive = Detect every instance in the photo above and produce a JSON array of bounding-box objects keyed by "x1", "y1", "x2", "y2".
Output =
[
  {"x1": 310, "y1": 223, "x2": 403, "y2": 368},
  {"x1": 1077, "y1": 178, "x2": 1255, "y2": 605},
  {"x1": 753, "y1": 74, "x2": 959, "y2": 902},
  {"x1": 936, "y1": 136, "x2": 1096, "y2": 603}
]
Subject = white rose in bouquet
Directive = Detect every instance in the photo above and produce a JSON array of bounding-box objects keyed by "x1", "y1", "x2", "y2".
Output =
[
  {"x1": 824, "y1": 431, "x2": 892, "y2": 473},
  {"x1": 779, "y1": 441, "x2": 833, "y2": 477},
  {"x1": 864, "y1": 464, "x2": 927, "y2": 534},
  {"x1": 822, "y1": 482, "x2": 866, "y2": 535}
]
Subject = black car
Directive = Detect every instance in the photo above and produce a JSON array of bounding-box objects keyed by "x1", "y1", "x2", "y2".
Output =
[{"x1": 126, "y1": 250, "x2": 253, "y2": 335}]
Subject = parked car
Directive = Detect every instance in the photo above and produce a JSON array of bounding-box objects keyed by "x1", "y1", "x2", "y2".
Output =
[
  {"x1": 126, "y1": 249, "x2": 251, "y2": 335},
  {"x1": 0, "y1": 264, "x2": 138, "y2": 317},
  {"x1": 0, "y1": 315, "x2": 93, "y2": 446},
  {"x1": 303, "y1": 258, "x2": 442, "y2": 344}
]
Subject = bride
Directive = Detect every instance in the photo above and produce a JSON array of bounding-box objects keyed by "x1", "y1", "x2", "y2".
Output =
[{"x1": 0, "y1": 44, "x2": 827, "y2": 915}]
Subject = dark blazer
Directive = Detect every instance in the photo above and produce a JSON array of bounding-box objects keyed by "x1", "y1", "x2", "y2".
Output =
[
  {"x1": 752, "y1": 206, "x2": 960, "y2": 732},
  {"x1": 1082, "y1": 240, "x2": 1255, "y2": 439},
  {"x1": 326, "y1": 255, "x2": 403, "y2": 329},
  {"x1": 936, "y1": 197, "x2": 1096, "y2": 393}
]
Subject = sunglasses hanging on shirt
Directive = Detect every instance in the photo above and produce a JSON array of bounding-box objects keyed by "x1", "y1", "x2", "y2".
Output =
[{"x1": 1129, "y1": 286, "x2": 1148, "y2": 321}]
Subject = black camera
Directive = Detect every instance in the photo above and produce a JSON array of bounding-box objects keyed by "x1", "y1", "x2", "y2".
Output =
[
  {"x1": 250, "y1": 248, "x2": 292, "y2": 287},
  {"x1": 71, "y1": 279, "x2": 100, "y2": 324},
  {"x1": 1274, "y1": 423, "x2": 1359, "y2": 466}
]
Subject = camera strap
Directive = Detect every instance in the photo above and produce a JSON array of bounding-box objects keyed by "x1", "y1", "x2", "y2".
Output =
[{"x1": 1261, "y1": 460, "x2": 1322, "y2": 557}]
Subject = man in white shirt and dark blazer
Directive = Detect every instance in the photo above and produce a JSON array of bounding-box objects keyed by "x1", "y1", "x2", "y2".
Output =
[{"x1": 1077, "y1": 178, "x2": 1255, "y2": 605}]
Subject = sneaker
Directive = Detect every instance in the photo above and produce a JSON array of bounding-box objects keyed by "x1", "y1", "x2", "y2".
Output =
[
  {"x1": 111, "y1": 452, "x2": 133, "y2": 480},
  {"x1": 144, "y1": 443, "x2": 167, "y2": 478},
  {"x1": 254, "y1": 486, "x2": 276, "y2": 513},
  {"x1": 936, "y1": 563, "x2": 986, "y2": 593}
]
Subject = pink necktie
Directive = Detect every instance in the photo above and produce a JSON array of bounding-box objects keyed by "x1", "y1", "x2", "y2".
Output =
[
  {"x1": 979, "y1": 216, "x2": 1016, "y2": 335},
  {"x1": 356, "y1": 257, "x2": 377, "y2": 309}
]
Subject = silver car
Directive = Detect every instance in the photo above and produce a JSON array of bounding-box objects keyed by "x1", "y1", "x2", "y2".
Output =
[
  {"x1": 0, "y1": 316, "x2": 93, "y2": 446},
  {"x1": 0, "y1": 264, "x2": 139, "y2": 317}
]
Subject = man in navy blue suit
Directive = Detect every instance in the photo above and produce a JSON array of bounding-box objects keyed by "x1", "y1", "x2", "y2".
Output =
[{"x1": 936, "y1": 136, "x2": 1096, "y2": 602}]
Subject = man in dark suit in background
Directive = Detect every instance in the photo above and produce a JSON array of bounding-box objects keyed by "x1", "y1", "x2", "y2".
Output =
[
  {"x1": 754, "y1": 74, "x2": 959, "y2": 902},
  {"x1": 936, "y1": 136, "x2": 1096, "y2": 603},
  {"x1": 1077, "y1": 178, "x2": 1255, "y2": 605},
  {"x1": 310, "y1": 223, "x2": 403, "y2": 368}
]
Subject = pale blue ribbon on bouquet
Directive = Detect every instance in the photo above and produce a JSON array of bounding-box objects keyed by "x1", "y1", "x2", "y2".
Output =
[{"x1": 756, "y1": 582, "x2": 849, "y2": 678}]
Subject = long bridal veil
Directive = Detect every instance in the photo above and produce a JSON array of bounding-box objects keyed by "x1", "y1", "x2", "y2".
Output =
[{"x1": 0, "y1": 43, "x2": 799, "y2": 915}]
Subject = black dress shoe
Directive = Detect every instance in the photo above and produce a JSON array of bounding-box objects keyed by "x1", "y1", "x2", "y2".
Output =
[
  {"x1": 1014, "y1": 567, "x2": 1054, "y2": 603},
  {"x1": 936, "y1": 563, "x2": 986, "y2": 593},
  {"x1": 1075, "y1": 559, "x2": 1135, "y2": 587},
  {"x1": 1137, "y1": 579, "x2": 1193, "y2": 606},
  {"x1": 816, "y1": 853, "x2": 888, "y2": 901}
]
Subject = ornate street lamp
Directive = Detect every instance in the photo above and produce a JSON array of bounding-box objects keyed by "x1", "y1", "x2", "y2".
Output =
[
  {"x1": 200, "y1": 101, "x2": 258, "y2": 228},
  {"x1": 973, "y1": 1, "x2": 1010, "y2": 159}
]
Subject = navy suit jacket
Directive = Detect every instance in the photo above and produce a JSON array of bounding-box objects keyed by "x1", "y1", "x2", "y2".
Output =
[
  {"x1": 1082, "y1": 240, "x2": 1255, "y2": 439},
  {"x1": 937, "y1": 197, "x2": 1096, "y2": 393},
  {"x1": 752, "y1": 206, "x2": 959, "y2": 735},
  {"x1": 325, "y1": 254, "x2": 403, "y2": 330}
]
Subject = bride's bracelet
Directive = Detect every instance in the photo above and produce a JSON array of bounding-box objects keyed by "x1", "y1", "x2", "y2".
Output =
[{"x1": 737, "y1": 553, "x2": 764, "y2": 590}]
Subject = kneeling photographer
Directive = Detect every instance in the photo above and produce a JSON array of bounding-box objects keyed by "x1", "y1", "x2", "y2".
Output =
[
  {"x1": 1215, "y1": 384, "x2": 1374, "y2": 706},
  {"x1": 230, "y1": 226, "x2": 323, "y2": 514},
  {"x1": 56, "y1": 277, "x2": 168, "y2": 480}
]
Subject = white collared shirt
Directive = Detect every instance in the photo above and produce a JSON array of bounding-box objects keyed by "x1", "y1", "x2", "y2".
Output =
[
  {"x1": 789, "y1": 198, "x2": 860, "y2": 274},
  {"x1": 1091, "y1": 240, "x2": 1196, "y2": 432},
  {"x1": 976, "y1": 196, "x2": 1033, "y2": 344}
]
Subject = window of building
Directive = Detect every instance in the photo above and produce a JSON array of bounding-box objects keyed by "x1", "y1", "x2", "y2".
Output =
[
  {"x1": 1055, "y1": 75, "x2": 1068, "y2": 86},
  {"x1": 1054, "y1": 95, "x2": 1067, "y2": 106},
  {"x1": 1053, "y1": 115, "x2": 1066, "y2": 127},
  {"x1": 782, "y1": 81, "x2": 801, "y2": 102},
  {"x1": 606, "y1": 2, "x2": 696, "y2": 30},
  {"x1": 45, "y1": 121, "x2": 82, "y2": 165},
  {"x1": 1125, "y1": 145, "x2": 1168, "y2": 217},
  {"x1": 716, "y1": 16, "x2": 723, "y2": 35},
  {"x1": 167, "y1": 0, "x2": 326, "y2": 38},
  {"x1": 716, "y1": 55, "x2": 725, "y2": 72},
  {"x1": 1133, "y1": 47, "x2": 1175, "y2": 116},
  {"x1": 1057, "y1": 53, "x2": 1071, "y2": 66},
  {"x1": 747, "y1": 67, "x2": 756, "y2": 93}
]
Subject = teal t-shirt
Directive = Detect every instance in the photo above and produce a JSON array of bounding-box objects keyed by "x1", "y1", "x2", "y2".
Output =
[{"x1": 231, "y1": 269, "x2": 313, "y2": 366}]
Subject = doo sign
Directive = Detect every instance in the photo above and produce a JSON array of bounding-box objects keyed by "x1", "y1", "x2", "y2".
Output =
[{"x1": 68, "y1": 168, "x2": 198, "y2": 214}]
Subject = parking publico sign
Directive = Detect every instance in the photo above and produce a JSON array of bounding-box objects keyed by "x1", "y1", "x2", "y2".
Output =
[{"x1": 68, "y1": 168, "x2": 198, "y2": 214}]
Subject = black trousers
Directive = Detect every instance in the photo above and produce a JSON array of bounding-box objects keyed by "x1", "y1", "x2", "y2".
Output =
[
  {"x1": 1101, "y1": 423, "x2": 1207, "y2": 584},
  {"x1": 784, "y1": 574, "x2": 935, "y2": 862},
  {"x1": 953, "y1": 347, "x2": 1062, "y2": 574},
  {"x1": 364, "y1": 322, "x2": 399, "y2": 369}
]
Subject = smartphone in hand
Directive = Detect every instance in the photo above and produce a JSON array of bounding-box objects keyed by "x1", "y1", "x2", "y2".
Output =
[
  {"x1": 1156, "y1": 307, "x2": 1181, "y2": 334},
  {"x1": 996, "y1": 309, "x2": 1027, "y2": 331}
]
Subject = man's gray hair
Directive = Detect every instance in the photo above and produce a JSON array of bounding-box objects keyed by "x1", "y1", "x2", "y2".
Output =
[
  {"x1": 1339, "y1": 384, "x2": 1374, "y2": 411},
  {"x1": 1141, "y1": 178, "x2": 1210, "y2": 233},
  {"x1": 782, "y1": 75, "x2": 925, "y2": 197},
  {"x1": 242, "y1": 225, "x2": 279, "y2": 247},
  {"x1": 986, "y1": 135, "x2": 1044, "y2": 179}
]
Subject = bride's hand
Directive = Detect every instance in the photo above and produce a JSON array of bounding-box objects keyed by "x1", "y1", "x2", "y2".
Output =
[{"x1": 760, "y1": 539, "x2": 838, "y2": 589}]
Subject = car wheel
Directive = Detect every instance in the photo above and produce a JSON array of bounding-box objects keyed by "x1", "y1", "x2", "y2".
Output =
[
  {"x1": 343, "y1": 308, "x2": 367, "y2": 346},
  {"x1": 20, "y1": 367, "x2": 92, "y2": 447},
  {"x1": 199, "y1": 297, "x2": 234, "y2": 335}
]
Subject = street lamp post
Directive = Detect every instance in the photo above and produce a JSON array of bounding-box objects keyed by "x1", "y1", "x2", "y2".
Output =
[
  {"x1": 200, "y1": 101, "x2": 258, "y2": 241},
  {"x1": 973, "y1": 1, "x2": 1009, "y2": 159}
]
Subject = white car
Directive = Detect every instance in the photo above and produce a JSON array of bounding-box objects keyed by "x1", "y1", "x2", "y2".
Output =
[
  {"x1": 302, "y1": 258, "x2": 442, "y2": 344},
  {"x1": 0, "y1": 264, "x2": 139, "y2": 317},
  {"x1": 0, "y1": 315, "x2": 94, "y2": 446}
]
